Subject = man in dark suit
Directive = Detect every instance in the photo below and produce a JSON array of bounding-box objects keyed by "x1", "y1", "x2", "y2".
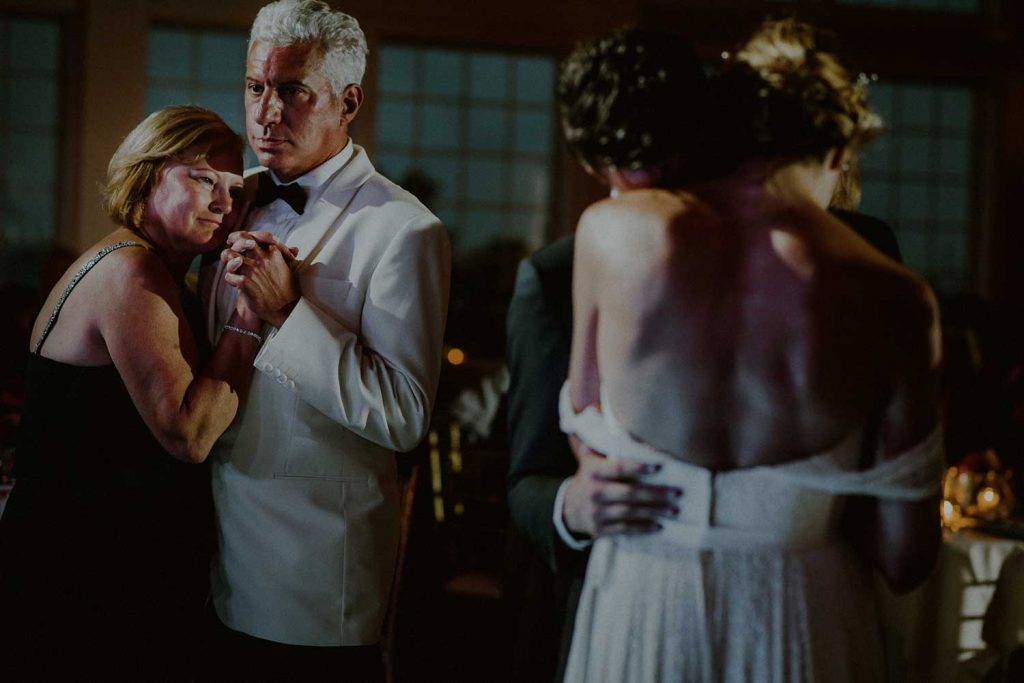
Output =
[{"x1": 506, "y1": 27, "x2": 904, "y2": 683}]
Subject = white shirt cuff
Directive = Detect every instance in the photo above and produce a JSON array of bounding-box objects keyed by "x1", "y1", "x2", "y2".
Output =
[{"x1": 553, "y1": 477, "x2": 594, "y2": 551}]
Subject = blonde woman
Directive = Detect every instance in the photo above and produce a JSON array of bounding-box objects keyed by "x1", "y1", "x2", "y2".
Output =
[
  {"x1": 0, "y1": 106, "x2": 275, "y2": 678},
  {"x1": 561, "y1": 20, "x2": 942, "y2": 682}
]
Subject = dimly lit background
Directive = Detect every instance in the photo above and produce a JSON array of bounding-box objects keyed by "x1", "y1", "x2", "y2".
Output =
[{"x1": 1, "y1": 0, "x2": 1023, "y2": 680}]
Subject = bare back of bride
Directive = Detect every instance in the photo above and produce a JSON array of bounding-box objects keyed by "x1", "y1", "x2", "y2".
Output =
[
  {"x1": 562, "y1": 19, "x2": 943, "y2": 682},
  {"x1": 573, "y1": 180, "x2": 936, "y2": 471}
]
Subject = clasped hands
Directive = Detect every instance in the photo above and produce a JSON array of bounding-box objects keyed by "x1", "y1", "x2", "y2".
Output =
[
  {"x1": 219, "y1": 230, "x2": 683, "y2": 539},
  {"x1": 562, "y1": 435, "x2": 683, "y2": 539},
  {"x1": 221, "y1": 230, "x2": 300, "y2": 328}
]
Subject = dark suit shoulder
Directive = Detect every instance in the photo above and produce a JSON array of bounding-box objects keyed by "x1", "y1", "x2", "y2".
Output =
[
  {"x1": 525, "y1": 235, "x2": 575, "y2": 333},
  {"x1": 829, "y1": 208, "x2": 903, "y2": 264},
  {"x1": 530, "y1": 234, "x2": 575, "y2": 275}
]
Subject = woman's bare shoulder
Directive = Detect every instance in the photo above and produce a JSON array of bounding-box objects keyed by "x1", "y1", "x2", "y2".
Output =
[
  {"x1": 78, "y1": 233, "x2": 175, "y2": 307},
  {"x1": 581, "y1": 189, "x2": 699, "y2": 233},
  {"x1": 29, "y1": 232, "x2": 168, "y2": 360},
  {"x1": 771, "y1": 204, "x2": 936, "y2": 327},
  {"x1": 613, "y1": 188, "x2": 695, "y2": 213},
  {"x1": 86, "y1": 229, "x2": 160, "y2": 269}
]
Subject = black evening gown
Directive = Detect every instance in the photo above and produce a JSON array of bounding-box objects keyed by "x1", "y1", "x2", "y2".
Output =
[{"x1": 0, "y1": 243, "x2": 214, "y2": 679}]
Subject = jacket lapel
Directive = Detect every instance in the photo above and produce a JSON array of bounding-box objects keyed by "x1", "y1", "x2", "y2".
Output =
[
  {"x1": 199, "y1": 147, "x2": 376, "y2": 335},
  {"x1": 292, "y1": 145, "x2": 377, "y2": 273}
]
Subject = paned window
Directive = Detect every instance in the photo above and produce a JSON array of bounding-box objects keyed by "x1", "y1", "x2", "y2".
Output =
[
  {"x1": 0, "y1": 16, "x2": 61, "y2": 246},
  {"x1": 146, "y1": 27, "x2": 255, "y2": 166},
  {"x1": 858, "y1": 82, "x2": 976, "y2": 294},
  {"x1": 375, "y1": 45, "x2": 557, "y2": 255}
]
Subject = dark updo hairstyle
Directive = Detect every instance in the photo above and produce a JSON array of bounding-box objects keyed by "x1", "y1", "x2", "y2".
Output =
[
  {"x1": 557, "y1": 27, "x2": 705, "y2": 184},
  {"x1": 712, "y1": 18, "x2": 881, "y2": 168}
]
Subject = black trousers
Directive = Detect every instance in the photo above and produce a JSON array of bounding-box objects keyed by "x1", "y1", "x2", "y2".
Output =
[{"x1": 202, "y1": 608, "x2": 384, "y2": 682}]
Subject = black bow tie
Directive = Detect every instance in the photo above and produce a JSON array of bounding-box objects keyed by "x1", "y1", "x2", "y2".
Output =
[{"x1": 254, "y1": 173, "x2": 307, "y2": 215}]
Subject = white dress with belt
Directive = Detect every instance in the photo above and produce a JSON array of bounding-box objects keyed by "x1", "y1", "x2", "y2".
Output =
[{"x1": 559, "y1": 383, "x2": 942, "y2": 682}]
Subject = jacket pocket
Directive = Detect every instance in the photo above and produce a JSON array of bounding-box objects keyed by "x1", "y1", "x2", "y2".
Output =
[{"x1": 275, "y1": 429, "x2": 381, "y2": 484}]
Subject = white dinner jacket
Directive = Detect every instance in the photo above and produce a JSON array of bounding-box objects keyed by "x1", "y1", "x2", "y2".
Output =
[{"x1": 199, "y1": 145, "x2": 450, "y2": 646}]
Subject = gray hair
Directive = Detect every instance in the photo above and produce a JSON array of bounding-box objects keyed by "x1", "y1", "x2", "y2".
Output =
[{"x1": 250, "y1": 0, "x2": 368, "y2": 94}]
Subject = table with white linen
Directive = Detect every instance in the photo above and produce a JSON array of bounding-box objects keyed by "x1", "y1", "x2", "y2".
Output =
[{"x1": 878, "y1": 529, "x2": 1024, "y2": 682}]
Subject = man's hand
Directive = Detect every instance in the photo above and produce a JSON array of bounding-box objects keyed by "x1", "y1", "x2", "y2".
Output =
[
  {"x1": 562, "y1": 438, "x2": 682, "y2": 539},
  {"x1": 221, "y1": 231, "x2": 301, "y2": 328}
]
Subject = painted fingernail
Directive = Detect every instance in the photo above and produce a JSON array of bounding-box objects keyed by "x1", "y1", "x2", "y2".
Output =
[
  {"x1": 669, "y1": 507, "x2": 680, "y2": 516},
  {"x1": 671, "y1": 488, "x2": 683, "y2": 498},
  {"x1": 641, "y1": 463, "x2": 661, "y2": 474}
]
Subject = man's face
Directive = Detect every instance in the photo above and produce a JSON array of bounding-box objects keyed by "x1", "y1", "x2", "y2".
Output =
[{"x1": 245, "y1": 40, "x2": 355, "y2": 182}]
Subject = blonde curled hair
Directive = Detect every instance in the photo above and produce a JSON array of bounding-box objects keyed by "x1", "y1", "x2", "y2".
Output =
[
  {"x1": 103, "y1": 105, "x2": 244, "y2": 230},
  {"x1": 717, "y1": 18, "x2": 881, "y2": 163}
]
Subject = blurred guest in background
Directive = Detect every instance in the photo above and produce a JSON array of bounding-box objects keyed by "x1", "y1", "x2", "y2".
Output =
[{"x1": 0, "y1": 105, "x2": 261, "y2": 679}]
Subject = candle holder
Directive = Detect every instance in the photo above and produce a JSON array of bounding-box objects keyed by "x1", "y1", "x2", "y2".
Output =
[{"x1": 941, "y1": 449, "x2": 1016, "y2": 530}]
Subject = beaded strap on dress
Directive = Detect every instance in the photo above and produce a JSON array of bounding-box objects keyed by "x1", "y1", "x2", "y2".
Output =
[{"x1": 33, "y1": 240, "x2": 145, "y2": 354}]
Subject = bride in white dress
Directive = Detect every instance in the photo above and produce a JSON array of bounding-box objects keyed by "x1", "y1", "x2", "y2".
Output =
[{"x1": 561, "y1": 19, "x2": 943, "y2": 682}]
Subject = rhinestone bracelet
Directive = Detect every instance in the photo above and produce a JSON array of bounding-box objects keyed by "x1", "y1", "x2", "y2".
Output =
[{"x1": 222, "y1": 324, "x2": 263, "y2": 345}]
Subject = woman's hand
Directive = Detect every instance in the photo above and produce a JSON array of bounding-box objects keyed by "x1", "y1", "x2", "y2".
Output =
[
  {"x1": 221, "y1": 231, "x2": 300, "y2": 328},
  {"x1": 99, "y1": 247, "x2": 263, "y2": 464},
  {"x1": 225, "y1": 230, "x2": 300, "y2": 263},
  {"x1": 562, "y1": 437, "x2": 682, "y2": 538}
]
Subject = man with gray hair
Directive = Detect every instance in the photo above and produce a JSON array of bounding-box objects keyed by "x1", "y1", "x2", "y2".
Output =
[{"x1": 199, "y1": 1, "x2": 450, "y2": 677}]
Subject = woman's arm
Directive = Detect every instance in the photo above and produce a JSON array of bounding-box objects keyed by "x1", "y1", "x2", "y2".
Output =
[
  {"x1": 568, "y1": 211, "x2": 602, "y2": 413},
  {"x1": 100, "y1": 250, "x2": 261, "y2": 463},
  {"x1": 849, "y1": 281, "x2": 943, "y2": 593},
  {"x1": 562, "y1": 206, "x2": 682, "y2": 538}
]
